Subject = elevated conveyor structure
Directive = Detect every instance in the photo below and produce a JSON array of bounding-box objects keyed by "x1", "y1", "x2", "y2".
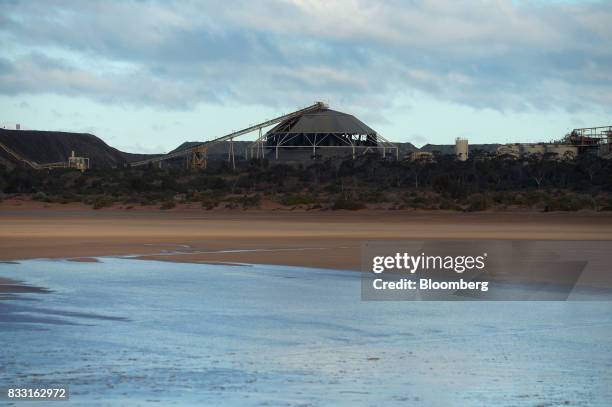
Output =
[
  {"x1": 130, "y1": 102, "x2": 329, "y2": 169},
  {"x1": 0, "y1": 140, "x2": 67, "y2": 169}
]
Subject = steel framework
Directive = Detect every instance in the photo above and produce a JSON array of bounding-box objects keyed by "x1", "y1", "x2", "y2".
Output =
[
  {"x1": 130, "y1": 101, "x2": 399, "y2": 169},
  {"x1": 131, "y1": 102, "x2": 329, "y2": 169},
  {"x1": 248, "y1": 131, "x2": 399, "y2": 160},
  {"x1": 564, "y1": 125, "x2": 612, "y2": 146},
  {"x1": 187, "y1": 145, "x2": 208, "y2": 170},
  {"x1": 0, "y1": 140, "x2": 70, "y2": 170}
]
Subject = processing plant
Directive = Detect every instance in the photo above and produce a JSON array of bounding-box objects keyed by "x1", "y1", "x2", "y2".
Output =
[
  {"x1": 131, "y1": 102, "x2": 398, "y2": 169},
  {"x1": 496, "y1": 125, "x2": 612, "y2": 160},
  {"x1": 249, "y1": 105, "x2": 397, "y2": 161}
]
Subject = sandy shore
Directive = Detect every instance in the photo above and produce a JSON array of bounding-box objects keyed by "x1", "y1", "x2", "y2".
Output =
[{"x1": 2, "y1": 200, "x2": 612, "y2": 270}]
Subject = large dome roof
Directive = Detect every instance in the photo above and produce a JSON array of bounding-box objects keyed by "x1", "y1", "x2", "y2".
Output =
[{"x1": 266, "y1": 108, "x2": 377, "y2": 136}]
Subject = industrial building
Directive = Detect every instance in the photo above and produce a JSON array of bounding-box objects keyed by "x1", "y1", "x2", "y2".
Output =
[
  {"x1": 496, "y1": 125, "x2": 612, "y2": 160},
  {"x1": 131, "y1": 102, "x2": 398, "y2": 169},
  {"x1": 68, "y1": 150, "x2": 90, "y2": 171},
  {"x1": 249, "y1": 106, "x2": 398, "y2": 161},
  {"x1": 565, "y1": 126, "x2": 612, "y2": 158}
]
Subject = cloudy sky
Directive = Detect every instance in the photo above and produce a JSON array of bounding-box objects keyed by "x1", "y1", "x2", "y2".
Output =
[{"x1": 1, "y1": 0, "x2": 611, "y2": 152}]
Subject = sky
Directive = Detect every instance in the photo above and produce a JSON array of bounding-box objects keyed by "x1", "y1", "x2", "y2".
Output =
[{"x1": 1, "y1": 0, "x2": 611, "y2": 153}]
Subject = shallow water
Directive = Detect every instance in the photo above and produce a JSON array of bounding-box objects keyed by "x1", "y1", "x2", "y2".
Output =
[{"x1": 1, "y1": 258, "x2": 611, "y2": 406}]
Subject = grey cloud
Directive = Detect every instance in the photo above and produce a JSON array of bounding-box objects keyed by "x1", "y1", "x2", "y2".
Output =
[
  {"x1": 0, "y1": 53, "x2": 211, "y2": 108},
  {"x1": 0, "y1": 57, "x2": 12, "y2": 74},
  {"x1": 0, "y1": 0, "x2": 610, "y2": 115}
]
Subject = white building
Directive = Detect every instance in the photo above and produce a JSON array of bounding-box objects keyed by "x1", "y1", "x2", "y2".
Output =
[{"x1": 455, "y1": 138, "x2": 468, "y2": 161}]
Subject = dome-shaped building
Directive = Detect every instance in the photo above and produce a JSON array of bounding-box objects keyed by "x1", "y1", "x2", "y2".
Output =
[{"x1": 249, "y1": 105, "x2": 397, "y2": 161}]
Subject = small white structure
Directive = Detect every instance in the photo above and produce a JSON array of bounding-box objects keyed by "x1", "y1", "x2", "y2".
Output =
[
  {"x1": 0, "y1": 124, "x2": 21, "y2": 130},
  {"x1": 407, "y1": 151, "x2": 435, "y2": 162},
  {"x1": 455, "y1": 138, "x2": 468, "y2": 161},
  {"x1": 68, "y1": 151, "x2": 90, "y2": 171}
]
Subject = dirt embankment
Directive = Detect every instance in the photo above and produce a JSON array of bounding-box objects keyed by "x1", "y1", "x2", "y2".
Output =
[{"x1": 1, "y1": 201, "x2": 611, "y2": 270}]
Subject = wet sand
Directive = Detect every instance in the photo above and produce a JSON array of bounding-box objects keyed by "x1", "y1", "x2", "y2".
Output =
[
  {"x1": 0, "y1": 276, "x2": 50, "y2": 298},
  {"x1": 2, "y1": 203, "x2": 612, "y2": 270},
  {"x1": 3, "y1": 258, "x2": 610, "y2": 405}
]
